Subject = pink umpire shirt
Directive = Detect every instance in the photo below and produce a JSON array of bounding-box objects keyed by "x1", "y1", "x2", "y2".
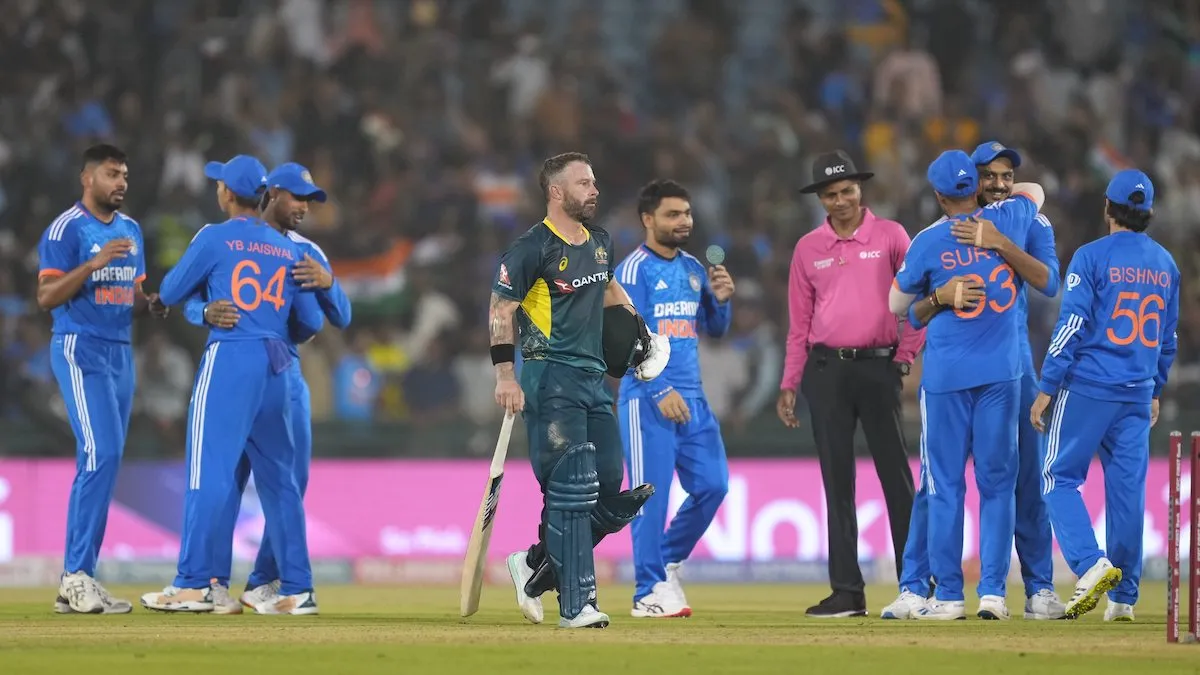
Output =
[{"x1": 780, "y1": 208, "x2": 926, "y2": 391}]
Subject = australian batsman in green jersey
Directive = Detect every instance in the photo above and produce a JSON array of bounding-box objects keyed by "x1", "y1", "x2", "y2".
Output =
[
  {"x1": 493, "y1": 217, "x2": 612, "y2": 372},
  {"x1": 491, "y1": 217, "x2": 657, "y2": 622}
]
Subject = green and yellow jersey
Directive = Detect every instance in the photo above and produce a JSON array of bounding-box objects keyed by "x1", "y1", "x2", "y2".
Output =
[{"x1": 493, "y1": 218, "x2": 613, "y2": 373}]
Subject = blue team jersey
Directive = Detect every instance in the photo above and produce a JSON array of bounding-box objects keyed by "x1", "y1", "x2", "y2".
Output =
[
  {"x1": 1038, "y1": 230, "x2": 1180, "y2": 403},
  {"x1": 37, "y1": 203, "x2": 147, "y2": 343},
  {"x1": 180, "y1": 229, "x2": 351, "y2": 356},
  {"x1": 1016, "y1": 213, "x2": 1060, "y2": 374},
  {"x1": 895, "y1": 196, "x2": 1040, "y2": 393},
  {"x1": 614, "y1": 246, "x2": 732, "y2": 399},
  {"x1": 159, "y1": 216, "x2": 324, "y2": 345}
]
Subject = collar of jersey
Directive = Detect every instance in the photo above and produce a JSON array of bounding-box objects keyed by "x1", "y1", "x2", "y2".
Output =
[
  {"x1": 820, "y1": 207, "x2": 877, "y2": 248},
  {"x1": 946, "y1": 208, "x2": 984, "y2": 223},
  {"x1": 76, "y1": 200, "x2": 116, "y2": 225},
  {"x1": 543, "y1": 217, "x2": 589, "y2": 246},
  {"x1": 639, "y1": 244, "x2": 681, "y2": 262}
]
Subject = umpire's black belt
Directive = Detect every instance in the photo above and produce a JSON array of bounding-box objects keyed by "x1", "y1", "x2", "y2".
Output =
[{"x1": 810, "y1": 344, "x2": 896, "y2": 360}]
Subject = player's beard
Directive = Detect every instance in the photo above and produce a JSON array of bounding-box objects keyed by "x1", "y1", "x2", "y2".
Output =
[
  {"x1": 94, "y1": 187, "x2": 123, "y2": 212},
  {"x1": 653, "y1": 226, "x2": 690, "y2": 250},
  {"x1": 563, "y1": 194, "x2": 597, "y2": 222}
]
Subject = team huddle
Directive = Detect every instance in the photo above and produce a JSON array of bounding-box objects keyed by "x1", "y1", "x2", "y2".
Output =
[
  {"x1": 38, "y1": 141, "x2": 1179, "y2": 626},
  {"x1": 41, "y1": 145, "x2": 348, "y2": 616}
]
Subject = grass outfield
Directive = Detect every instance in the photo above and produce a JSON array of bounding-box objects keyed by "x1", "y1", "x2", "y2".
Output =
[{"x1": 0, "y1": 583, "x2": 1196, "y2": 674}]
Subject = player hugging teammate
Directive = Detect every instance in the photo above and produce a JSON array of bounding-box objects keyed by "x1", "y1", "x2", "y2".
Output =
[{"x1": 888, "y1": 146, "x2": 1179, "y2": 623}]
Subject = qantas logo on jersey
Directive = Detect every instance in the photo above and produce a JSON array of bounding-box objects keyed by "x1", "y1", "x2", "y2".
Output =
[{"x1": 568, "y1": 271, "x2": 609, "y2": 289}]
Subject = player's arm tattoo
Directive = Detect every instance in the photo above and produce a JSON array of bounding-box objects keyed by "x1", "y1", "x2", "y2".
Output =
[{"x1": 489, "y1": 292, "x2": 520, "y2": 380}]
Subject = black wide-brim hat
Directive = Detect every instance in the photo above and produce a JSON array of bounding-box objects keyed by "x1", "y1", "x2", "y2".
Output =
[{"x1": 799, "y1": 150, "x2": 875, "y2": 194}]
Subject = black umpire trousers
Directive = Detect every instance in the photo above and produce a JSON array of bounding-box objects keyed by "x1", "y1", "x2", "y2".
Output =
[{"x1": 800, "y1": 345, "x2": 915, "y2": 596}]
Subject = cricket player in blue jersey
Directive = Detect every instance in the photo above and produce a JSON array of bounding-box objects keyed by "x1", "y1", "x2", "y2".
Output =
[
  {"x1": 888, "y1": 150, "x2": 1047, "y2": 620},
  {"x1": 1031, "y1": 169, "x2": 1179, "y2": 621},
  {"x1": 38, "y1": 144, "x2": 169, "y2": 614},
  {"x1": 613, "y1": 180, "x2": 734, "y2": 618},
  {"x1": 141, "y1": 155, "x2": 326, "y2": 615},
  {"x1": 158, "y1": 161, "x2": 351, "y2": 614},
  {"x1": 883, "y1": 142, "x2": 1065, "y2": 621}
]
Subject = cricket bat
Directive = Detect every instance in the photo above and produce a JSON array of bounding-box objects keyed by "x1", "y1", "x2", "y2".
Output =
[{"x1": 459, "y1": 410, "x2": 515, "y2": 617}]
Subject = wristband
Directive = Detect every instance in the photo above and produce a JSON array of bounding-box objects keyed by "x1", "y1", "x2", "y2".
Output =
[
  {"x1": 929, "y1": 292, "x2": 941, "y2": 308},
  {"x1": 490, "y1": 344, "x2": 515, "y2": 365}
]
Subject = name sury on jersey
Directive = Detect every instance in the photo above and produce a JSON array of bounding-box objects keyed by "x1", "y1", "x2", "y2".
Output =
[
  {"x1": 553, "y1": 270, "x2": 609, "y2": 294},
  {"x1": 653, "y1": 300, "x2": 699, "y2": 339},
  {"x1": 91, "y1": 265, "x2": 139, "y2": 306}
]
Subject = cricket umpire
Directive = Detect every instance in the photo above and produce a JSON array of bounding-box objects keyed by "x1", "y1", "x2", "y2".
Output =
[
  {"x1": 487, "y1": 152, "x2": 667, "y2": 628},
  {"x1": 776, "y1": 150, "x2": 926, "y2": 617}
]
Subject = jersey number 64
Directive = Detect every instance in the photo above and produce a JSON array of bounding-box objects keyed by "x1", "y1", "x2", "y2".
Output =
[{"x1": 232, "y1": 260, "x2": 287, "y2": 312}]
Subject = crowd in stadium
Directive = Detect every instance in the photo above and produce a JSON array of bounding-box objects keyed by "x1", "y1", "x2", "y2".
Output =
[{"x1": 0, "y1": 0, "x2": 1197, "y2": 455}]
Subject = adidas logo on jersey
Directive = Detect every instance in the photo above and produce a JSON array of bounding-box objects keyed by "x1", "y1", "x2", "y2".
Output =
[
  {"x1": 654, "y1": 279, "x2": 668, "y2": 291},
  {"x1": 90, "y1": 244, "x2": 101, "y2": 254}
]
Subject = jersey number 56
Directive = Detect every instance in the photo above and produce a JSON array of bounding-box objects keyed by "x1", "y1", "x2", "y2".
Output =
[
  {"x1": 1107, "y1": 291, "x2": 1164, "y2": 348},
  {"x1": 232, "y1": 260, "x2": 287, "y2": 312}
]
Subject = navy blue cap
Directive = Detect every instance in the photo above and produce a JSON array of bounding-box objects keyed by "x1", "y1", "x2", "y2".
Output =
[
  {"x1": 266, "y1": 162, "x2": 327, "y2": 203},
  {"x1": 970, "y1": 141, "x2": 1022, "y2": 168},
  {"x1": 927, "y1": 150, "x2": 978, "y2": 199},
  {"x1": 1105, "y1": 169, "x2": 1154, "y2": 212},
  {"x1": 205, "y1": 155, "x2": 268, "y2": 200}
]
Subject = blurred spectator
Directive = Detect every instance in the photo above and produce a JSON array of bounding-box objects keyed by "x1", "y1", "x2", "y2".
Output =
[
  {"x1": 133, "y1": 330, "x2": 193, "y2": 448},
  {"x1": 0, "y1": 0, "x2": 1195, "y2": 458},
  {"x1": 333, "y1": 328, "x2": 381, "y2": 421}
]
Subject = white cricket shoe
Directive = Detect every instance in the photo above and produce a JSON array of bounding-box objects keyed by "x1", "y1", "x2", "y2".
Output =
[
  {"x1": 914, "y1": 599, "x2": 966, "y2": 621},
  {"x1": 241, "y1": 580, "x2": 281, "y2": 611},
  {"x1": 92, "y1": 578, "x2": 132, "y2": 614},
  {"x1": 631, "y1": 582, "x2": 692, "y2": 618},
  {"x1": 665, "y1": 562, "x2": 691, "y2": 610},
  {"x1": 505, "y1": 551, "x2": 544, "y2": 624},
  {"x1": 559, "y1": 604, "x2": 610, "y2": 629},
  {"x1": 56, "y1": 572, "x2": 104, "y2": 614},
  {"x1": 210, "y1": 582, "x2": 243, "y2": 615},
  {"x1": 880, "y1": 590, "x2": 927, "y2": 620},
  {"x1": 252, "y1": 590, "x2": 319, "y2": 615},
  {"x1": 141, "y1": 585, "x2": 215, "y2": 612},
  {"x1": 1103, "y1": 600, "x2": 1135, "y2": 622},
  {"x1": 1023, "y1": 589, "x2": 1066, "y2": 620},
  {"x1": 976, "y1": 595, "x2": 1010, "y2": 620},
  {"x1": 1065, "y1": 558, "x2": 1122, "y2": 619}
]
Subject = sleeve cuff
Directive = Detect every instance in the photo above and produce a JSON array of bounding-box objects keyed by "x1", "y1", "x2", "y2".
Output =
[
  {"x1": 1038, "y1": 380, "x2": 1059, "y2": 396},
  {"x1": 39, "y1": 269, "x2": 65, "y2": 279}
]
